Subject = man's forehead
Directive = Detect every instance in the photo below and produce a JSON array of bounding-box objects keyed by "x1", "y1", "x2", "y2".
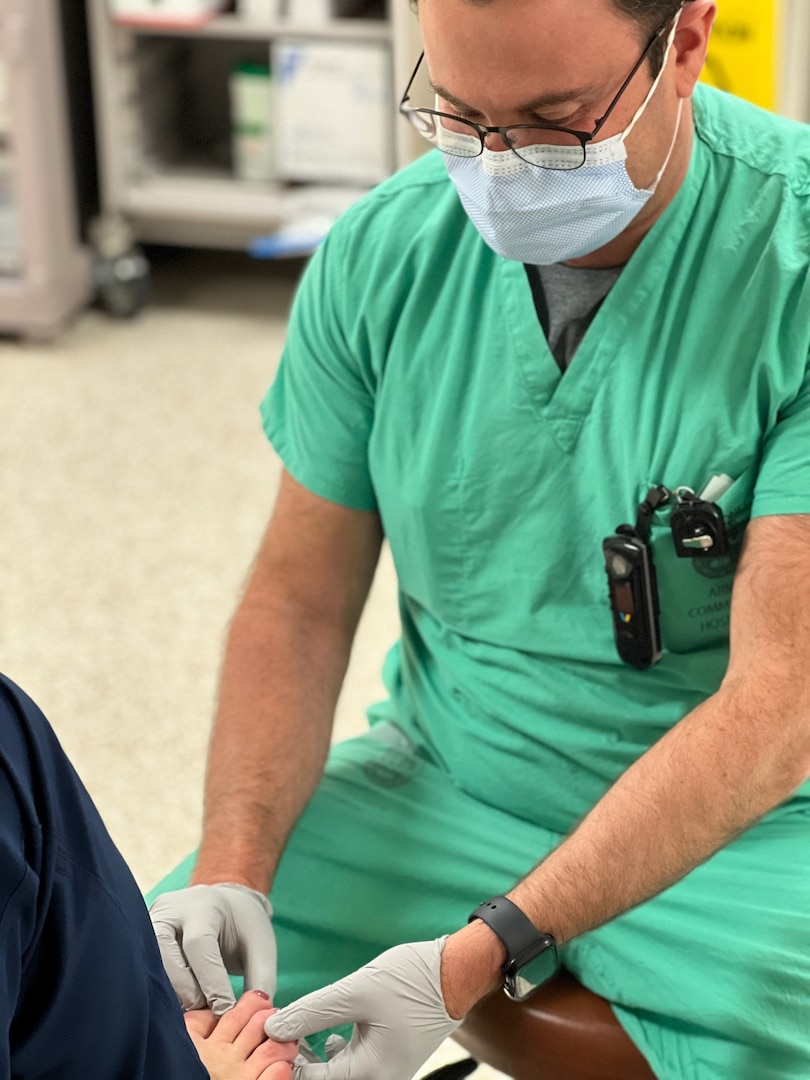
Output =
[
  {"x1": 419, "y1": 0, "x2": 640, "y2": 73},
  {"x1": 419, "y1": 0, "x2": 627, "y2": 33},
  {"x1": 419, "y1": 0, "x2": 638, "y2": 113},
  {"x1": 428, "y1": 77, "x2": 607, "y2": 113}
]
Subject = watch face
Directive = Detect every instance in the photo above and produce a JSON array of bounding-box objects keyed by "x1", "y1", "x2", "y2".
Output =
[{"x1": 505, "y1": 940, "x2": 558, "y2": 1001}]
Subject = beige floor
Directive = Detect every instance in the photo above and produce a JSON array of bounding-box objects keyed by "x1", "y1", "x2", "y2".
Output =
[{"x1": 0, "y1": 248, "x2": 503, "y2": 1079}]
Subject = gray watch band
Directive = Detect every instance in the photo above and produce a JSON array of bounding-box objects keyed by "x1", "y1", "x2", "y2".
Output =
[
  {"x1": 468, "y1": 895, "x2": 545, "y2": 961},
  {"x1": 469, "y1": 894, "x2": 558, "y2": 1001}
]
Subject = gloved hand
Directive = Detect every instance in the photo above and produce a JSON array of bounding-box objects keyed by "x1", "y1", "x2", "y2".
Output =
[
  {"x1": 150, "y1": 883, "x2": 277, "y2": 1016},
  {"x1": 264, "y1": 938, "x2": 462, "y2": 1080}
]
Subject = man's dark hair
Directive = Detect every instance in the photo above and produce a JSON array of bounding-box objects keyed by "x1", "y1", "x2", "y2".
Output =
[
  {"x1": 611, "y1": 0, "x2": 690, "y2": 73},
  {"x1": 409, "y1": 0, "x2": 692, "y2": 77}
]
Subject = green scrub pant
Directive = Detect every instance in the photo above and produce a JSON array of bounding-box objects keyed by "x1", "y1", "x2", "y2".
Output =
[{"x1": 149, "y1": 724, "x2": 810, "y2": 1080}]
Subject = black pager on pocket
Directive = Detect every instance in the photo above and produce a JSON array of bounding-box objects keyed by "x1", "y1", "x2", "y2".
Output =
[
  {"x1": 603, "y1": 485, "x2": 670, "y2": 670},
  {"x1": 603, "y1": 527, "x2": 662, "y2": 670}
]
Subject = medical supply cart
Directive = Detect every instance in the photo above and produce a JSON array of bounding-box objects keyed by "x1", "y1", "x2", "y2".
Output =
[
  {"x1": 0, "y1": 1, "x2": 93, "y2": 339},
  {"x1": 85, "y1": 0, "x2": 424, "y2": 314}
]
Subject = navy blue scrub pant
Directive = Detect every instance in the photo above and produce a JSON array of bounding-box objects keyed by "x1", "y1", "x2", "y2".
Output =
[{"x1": 0, "y1": 674, "x2": 206, "y2": 1080}]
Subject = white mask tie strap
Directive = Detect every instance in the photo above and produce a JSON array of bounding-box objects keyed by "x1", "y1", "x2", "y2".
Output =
[{"x1": 623, "y1": 14, "x2": 681, "y2": 142}]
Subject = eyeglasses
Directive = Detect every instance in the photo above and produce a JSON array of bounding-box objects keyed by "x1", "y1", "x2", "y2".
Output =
[{"x1": 399, "y1": 14, "x2": 677, "y2": 171}]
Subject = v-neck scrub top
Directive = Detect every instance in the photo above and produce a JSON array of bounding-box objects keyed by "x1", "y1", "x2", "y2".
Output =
[{"x1": 262, "y1": 84, "x2": 810, "y2": 834}]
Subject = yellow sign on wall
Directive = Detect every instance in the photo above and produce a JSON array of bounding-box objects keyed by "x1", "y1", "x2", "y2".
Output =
[{"x1": 701, "y1": 0, "x2": 780, "y2": 110}]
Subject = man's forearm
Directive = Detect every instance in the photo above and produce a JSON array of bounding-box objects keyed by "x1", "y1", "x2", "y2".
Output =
[
  {"x1": 444, "y1": 679, "x2": 810, "y2": 1015},
  {"x1": 511, "y1": 679, "x2": 809, "y2": 942},
  {"x1": 191, "y1": 595, "x2": 353, "y2": 894}
]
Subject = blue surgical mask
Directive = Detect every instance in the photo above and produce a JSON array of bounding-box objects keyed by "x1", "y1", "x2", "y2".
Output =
[{"x1": 442, "y1": 25, "x2": 682, "y2": 265}]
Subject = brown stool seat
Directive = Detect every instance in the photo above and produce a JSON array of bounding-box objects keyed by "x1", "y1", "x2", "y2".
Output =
[{"x1": 455, "y1": 968, "x2": 656, "y2": 1080}]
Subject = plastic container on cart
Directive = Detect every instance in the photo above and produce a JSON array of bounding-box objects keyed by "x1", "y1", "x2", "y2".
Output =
[{"x1": 229, "y1": 61, "x2": 275, "y2": 183}]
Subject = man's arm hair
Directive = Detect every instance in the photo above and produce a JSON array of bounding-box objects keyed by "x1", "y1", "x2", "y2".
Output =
[{"x1": 192, "y1": 469, "x2": 383, "y2": 894}]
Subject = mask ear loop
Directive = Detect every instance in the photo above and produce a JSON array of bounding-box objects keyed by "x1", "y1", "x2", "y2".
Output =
[
  {"x1": 622, "y1": 14, "x2": 684, "y2": 193},
  {"x1": 622, "y1": 13, "x2": 682, "y2": 143},
  {"x1": 647, "y1": 96, "x2": 684, "y2": 193}
]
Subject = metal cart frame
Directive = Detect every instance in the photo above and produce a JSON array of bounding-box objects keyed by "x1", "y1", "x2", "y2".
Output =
[{"x1": 0, "y1": 1, "x2": 93, "y2": 339}]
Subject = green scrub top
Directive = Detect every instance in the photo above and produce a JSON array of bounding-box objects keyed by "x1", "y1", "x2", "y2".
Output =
[{"x1": 262, "y1": 85, "x2": 810, "y2": 835}]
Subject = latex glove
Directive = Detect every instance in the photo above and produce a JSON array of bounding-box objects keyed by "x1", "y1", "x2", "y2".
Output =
[
  {"x1": 150, "y1": 883, "x2": 277, "y2": 1016},
  {"x1": 264, "y1": 938, "x2": 461, "y2": 1080}
]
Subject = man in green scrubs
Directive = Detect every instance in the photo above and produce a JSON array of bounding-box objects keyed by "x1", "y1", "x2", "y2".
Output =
[{"x1": 149, "y1": 1, "x2": 810, "y2": 1076}]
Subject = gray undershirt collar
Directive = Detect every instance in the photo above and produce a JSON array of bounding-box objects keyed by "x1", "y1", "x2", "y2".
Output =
[{"x1": 530, "y1": 262, "x2": 623, "y2": 372}]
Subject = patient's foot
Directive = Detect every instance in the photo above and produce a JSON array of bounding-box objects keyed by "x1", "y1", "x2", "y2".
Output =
[{"x1": 185, "y1": 991, "x2": 298, "y2": 1080}]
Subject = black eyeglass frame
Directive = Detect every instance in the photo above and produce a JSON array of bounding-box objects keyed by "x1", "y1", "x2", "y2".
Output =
[{"x1": 398, "y1": 10, "x2": 680, "y2": 167}]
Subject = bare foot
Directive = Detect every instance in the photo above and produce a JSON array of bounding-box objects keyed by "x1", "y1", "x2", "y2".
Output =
[{"x1": 185, "y1": 991, "x2": 298, "y2": 1080}]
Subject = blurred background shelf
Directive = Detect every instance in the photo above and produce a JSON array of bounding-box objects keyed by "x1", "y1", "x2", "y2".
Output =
[
  {"x1": 85, "y1": 0, "x2": 424, "y2": 313},
  {"x1": 121, "y1": 169, "x2": 370, "y2": 248}
]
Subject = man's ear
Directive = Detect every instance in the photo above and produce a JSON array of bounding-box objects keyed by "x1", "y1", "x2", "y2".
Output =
[{"x1": 674, "y1": 1, "x2": 718, "y2": 98}]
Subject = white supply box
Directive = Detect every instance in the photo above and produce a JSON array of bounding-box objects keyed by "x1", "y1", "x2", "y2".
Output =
[
  {"x1": 109, "y1": 0, "x2": 229, "y2": 25},
  {"x1": 272, "y1": 38, "x2": 393, "y2": 186}
]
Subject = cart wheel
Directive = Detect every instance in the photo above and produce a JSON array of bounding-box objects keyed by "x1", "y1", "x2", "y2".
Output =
[
  {"x1": 89, "y1": 215, "x2": 151, "y2": 319},
  {"x1": 94, "y1": 250, "x2": 151, "y2": 318}
]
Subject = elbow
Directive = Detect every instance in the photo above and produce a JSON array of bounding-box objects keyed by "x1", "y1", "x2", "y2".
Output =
[{"x1": 715, "y1": 675, "x2": 810, "y2": 799}]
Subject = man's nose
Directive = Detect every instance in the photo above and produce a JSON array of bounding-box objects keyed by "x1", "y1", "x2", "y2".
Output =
[{"x1": 483, "y1": 130, "x2": 512, "y2": 153}]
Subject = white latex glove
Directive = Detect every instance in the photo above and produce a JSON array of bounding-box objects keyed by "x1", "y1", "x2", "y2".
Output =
[
  {"x1": 150, "y1": 883, "x2": 277, "y2": 1015},
  {"x1": 264, "y1": 938, "x2": 461, "y2": 1080}
]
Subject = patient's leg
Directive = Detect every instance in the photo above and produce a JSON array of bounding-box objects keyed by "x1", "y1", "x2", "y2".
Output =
[{"x1": 185, "y1": 992, "x2": 298, "y2": 1080}]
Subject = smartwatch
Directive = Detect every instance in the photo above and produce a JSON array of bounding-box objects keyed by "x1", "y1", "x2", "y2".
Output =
[{"x1": 469, "y1": 895, "x2": 558, "y2": 1002}]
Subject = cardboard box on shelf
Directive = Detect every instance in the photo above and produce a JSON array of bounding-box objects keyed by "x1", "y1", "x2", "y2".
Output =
[
  {"x1": 108, "y1": 0, "x2": 230, "y2": 26},
  {"x1": 272, "y1": 38, "x2": 393, "y2": 185}
]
